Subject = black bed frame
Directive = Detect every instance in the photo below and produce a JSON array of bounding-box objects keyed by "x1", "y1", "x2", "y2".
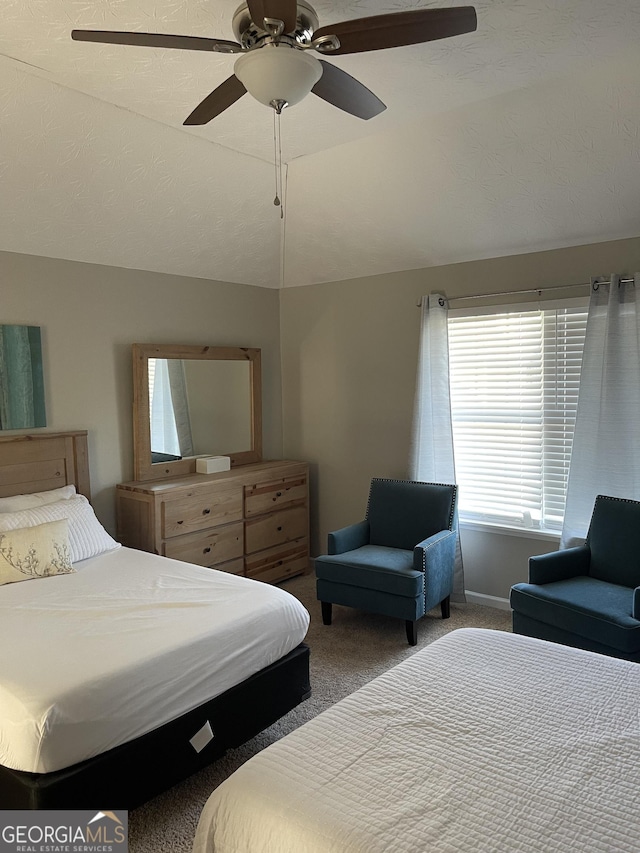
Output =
[{"x1": 0, "y1": 643, "x2": 310, "y2": 810}]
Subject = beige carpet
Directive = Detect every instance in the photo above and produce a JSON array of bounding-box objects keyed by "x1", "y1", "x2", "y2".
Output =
[{"x1": 128, "y1": 573, "x2": 512, "y2": 852}]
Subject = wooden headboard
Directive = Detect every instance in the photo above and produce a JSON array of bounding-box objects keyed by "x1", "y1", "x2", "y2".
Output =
[{"x1": 0, "y1": 431, "x2": 90, "y2": 500}]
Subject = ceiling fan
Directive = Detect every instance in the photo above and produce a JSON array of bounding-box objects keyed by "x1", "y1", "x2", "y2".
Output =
[{"x1": 72, "y1": 1, "x2": 477, "y2": 124}]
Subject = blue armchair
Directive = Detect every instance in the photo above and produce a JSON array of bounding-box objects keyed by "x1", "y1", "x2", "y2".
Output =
[
  {"x1": 510, "y1": 495, "x2": 640, "y2": 662},
  {"x1": 315, "y1": 478, "x2": 458, "y2": 646}
]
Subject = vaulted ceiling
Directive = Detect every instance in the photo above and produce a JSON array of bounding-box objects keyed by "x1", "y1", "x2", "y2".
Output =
[{"x1": 1, "y1": 1, "x2": 639, "y2": 288}]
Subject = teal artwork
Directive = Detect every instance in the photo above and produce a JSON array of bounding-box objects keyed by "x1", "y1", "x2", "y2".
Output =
[{"x1": 0, "y1": 325, "x2": 46, "y2": 430}]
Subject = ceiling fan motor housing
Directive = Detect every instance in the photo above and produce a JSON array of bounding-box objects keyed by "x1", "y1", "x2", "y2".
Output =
[{"x1": 232, "y1": 0, "x2": 319, "y2": 48}]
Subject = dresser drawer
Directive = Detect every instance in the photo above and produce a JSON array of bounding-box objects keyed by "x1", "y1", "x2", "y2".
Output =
[
  {"x1": 213, "y1": 557, "x2": 245, "y2": 576},
  {"x1": 162, "y1": 487, "x2": 243, "y2": 538},
  {"x1": 163, "y1": 522, "x2": 243, "y2": 567},
  {"x1": 245, "y1": 540, "x2": 308, "y2": 584},
  {"x1": 244, "y1": 475, "x2": 307, "y2": 517},
  {"x1": 245, "y1": 505, "x2": 308, "y2": 554}
]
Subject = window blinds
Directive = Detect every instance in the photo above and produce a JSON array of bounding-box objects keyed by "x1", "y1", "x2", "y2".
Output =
[{"x1": 448, "y1": 306, "x2": 587, "y2": 531}]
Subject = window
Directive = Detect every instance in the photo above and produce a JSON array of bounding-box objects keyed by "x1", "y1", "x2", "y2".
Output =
[{"x1": 448, "y1": 304, "x2": 588, "y2": 532}]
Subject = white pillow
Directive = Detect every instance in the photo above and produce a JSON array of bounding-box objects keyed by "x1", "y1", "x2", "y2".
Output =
[
  {"x1": 0, "y1": 484, "x2": 77, "y2": 513},
  {"x1": 0, "y1": 496, "x2": 120, "y2": 563},
  {"x1": 0, "y1": 519, "x2": 75, "y2": 586}
]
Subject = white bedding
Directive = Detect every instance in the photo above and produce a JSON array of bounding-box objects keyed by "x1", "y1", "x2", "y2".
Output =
[
  {"x1": 194, "y1": 628, "x2": 640, "y2": 853},
  {"x1": 0, "y1": 547, "x2": 309, "y2": 774}
]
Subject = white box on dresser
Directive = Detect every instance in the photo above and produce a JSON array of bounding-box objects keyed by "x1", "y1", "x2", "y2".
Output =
[
  {"x1": 116, "y1": 460, "x2": 310, "y2": 584},
  {"x1": 195, "y1": 455, "x2": 231, "y2": 474}
]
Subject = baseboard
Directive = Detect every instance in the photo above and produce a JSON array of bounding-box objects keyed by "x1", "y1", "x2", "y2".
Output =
[{"x1": 464, "y1": 591, "x2": 511, "y2": 611}]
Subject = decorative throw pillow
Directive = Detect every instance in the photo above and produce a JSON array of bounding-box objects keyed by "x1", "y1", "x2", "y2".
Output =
[
  {"x1": 0, "y1": 496, "x2": 120, "y2": 564},
  {"x1": 0, "y1": 484, "x2": 77, "y2": 513},
  {"x1": 0, "y1": 519, "x2": 75, "y2": 586}
]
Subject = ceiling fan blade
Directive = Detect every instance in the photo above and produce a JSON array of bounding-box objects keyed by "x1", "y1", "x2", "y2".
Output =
[
  {"x1": 71, "y1": 30, "x2": 242, "y2": 53},
  {"x1": 246, "y1": 0, "x2": 298, "y2": 34},
  {"x1": 312, "y1": 61, "x2": 386, "y2": 120},
  {"x1": 183, "y1": 75, "x2": 247, "y2": 125},
  {"x1": 312, "y1": 7, "x2": 477, "y2": 55}
]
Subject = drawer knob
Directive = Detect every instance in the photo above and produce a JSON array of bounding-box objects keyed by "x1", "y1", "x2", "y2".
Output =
[
  {"x1": 177, "y1": 519, "x2": 184, "y2": 525},
  {"x1": 277, "y1": 525, "x2": 283, "y2": 532},
  {"x1": 202, "y1": 508, "x2": 211, "y2": 515},
  {"x1": 203, "y1": 547, "x2": 211, "y2": 554},
  {"x1": 276, "y1": 491, "x2": 282, "y2": 497}
]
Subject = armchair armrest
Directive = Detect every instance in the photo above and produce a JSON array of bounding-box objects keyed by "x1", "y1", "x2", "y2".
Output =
[
  {"x1": 328, "y1": 520, "x2": 370, "y2": 555},
  {"x1": 413, "y1": 529, "x2": 456, "y2": 572},
  {"x1": 529, "y1": 545, "x2": 590, "y2": 585},
  {"x1": 633, "y1": 587, "x2": 640, "y2": 621},
  {"x1": 413, "y1": 530, "x2": 456, "y2": 606}
]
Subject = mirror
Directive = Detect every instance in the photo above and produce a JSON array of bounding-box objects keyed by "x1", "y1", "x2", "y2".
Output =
[{"x1": 132, "y1": 344, "x2": 262, "y2": 481}]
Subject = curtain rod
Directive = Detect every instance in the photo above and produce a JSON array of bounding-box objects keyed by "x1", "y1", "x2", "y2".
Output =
[{"x1": 417, "y1": 276, "x2": 635, "y2": 307}]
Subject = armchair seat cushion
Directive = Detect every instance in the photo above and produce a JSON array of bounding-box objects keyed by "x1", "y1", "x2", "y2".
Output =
[
  {"x1": 315, "y1": 546, "x2": 423, "y2": 598},
  {"x1": 511, "y1": 577, "x2": 640, "y2": 654}
]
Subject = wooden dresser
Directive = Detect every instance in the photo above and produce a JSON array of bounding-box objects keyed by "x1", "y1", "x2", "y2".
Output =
[{"x1": 116, "y1": 460, "x2": 309, "y2": 585}]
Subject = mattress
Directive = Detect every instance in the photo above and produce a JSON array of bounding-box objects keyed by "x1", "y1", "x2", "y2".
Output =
[
  {"x1": 194, "y1": 628, "x2": 640, "y2": 853},
  {"x1": 0, "y1": 547, "x2": 309, "y2": 774}
]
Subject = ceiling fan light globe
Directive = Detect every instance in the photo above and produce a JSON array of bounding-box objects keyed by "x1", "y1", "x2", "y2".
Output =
[{"x1": 234, "y1": 47, "x2": 322, "y2": 107}]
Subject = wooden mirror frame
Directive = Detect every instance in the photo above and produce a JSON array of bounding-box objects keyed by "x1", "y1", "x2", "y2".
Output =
[{"x1": 132, "y1": 343, "x2": 262, "y2": 481}]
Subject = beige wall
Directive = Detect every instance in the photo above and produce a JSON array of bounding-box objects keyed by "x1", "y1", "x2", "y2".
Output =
[
  {"x1": 0, "y1": 250, "x2": 282, "y2": 533},
  {"x1": 4, "y1": 236, "x2": 640, "y2": 600},
  {"x1": 280, "y1": 236, "x2": 640, "y2": 599}
]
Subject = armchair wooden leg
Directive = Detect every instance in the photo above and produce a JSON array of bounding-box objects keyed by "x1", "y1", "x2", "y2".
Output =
[
  {"x1": 405, "y1": 620, "x2": 417, "y2": 646},
  {"x1": 441, "y1": 596, "x2": 451, "y2": 619},
  {"x1": 321, "y1": 601, "x2": 333, "y2": 626}
]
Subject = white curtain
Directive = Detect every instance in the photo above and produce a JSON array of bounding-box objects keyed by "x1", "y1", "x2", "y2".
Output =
[
  {"x1": 150, "y1": 359, "x2": 194, "y2": 458},
  {"x1": 167, "y1": 360, "x2": 194, "y2": 457},
  {"x1": 561, "y1": 273, "x2": 640, "y2": 548},
  {"x1": 410, "y1": 293, "x2": 465, "y2": 602},
  {"x1": 150, "y1": 358, "x2": 180, "y2": 456}
]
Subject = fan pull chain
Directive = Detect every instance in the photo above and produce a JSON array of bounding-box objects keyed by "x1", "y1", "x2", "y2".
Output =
[
  {"x1": 272, "y1": 100, "x2": 286, "y2": 219},
  {"x1": 273, "y1": 109, "x2": 280, "y2": 210},
  {"x1": 277, "y1": 108, "x2": 283, "y2": 220}
]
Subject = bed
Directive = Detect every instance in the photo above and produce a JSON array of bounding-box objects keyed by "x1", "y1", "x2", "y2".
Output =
[
  {"x1": 194, "y1": 627, "x2": 640, "y2": 853},
  {"x1": 0, "y1": 431, "x2": 310, "y2": 809}
]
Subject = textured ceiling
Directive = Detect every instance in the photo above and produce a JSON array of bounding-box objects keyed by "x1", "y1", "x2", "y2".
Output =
[{"x1": 0, "y1": 1, "x2": 639, "y2": 288}]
